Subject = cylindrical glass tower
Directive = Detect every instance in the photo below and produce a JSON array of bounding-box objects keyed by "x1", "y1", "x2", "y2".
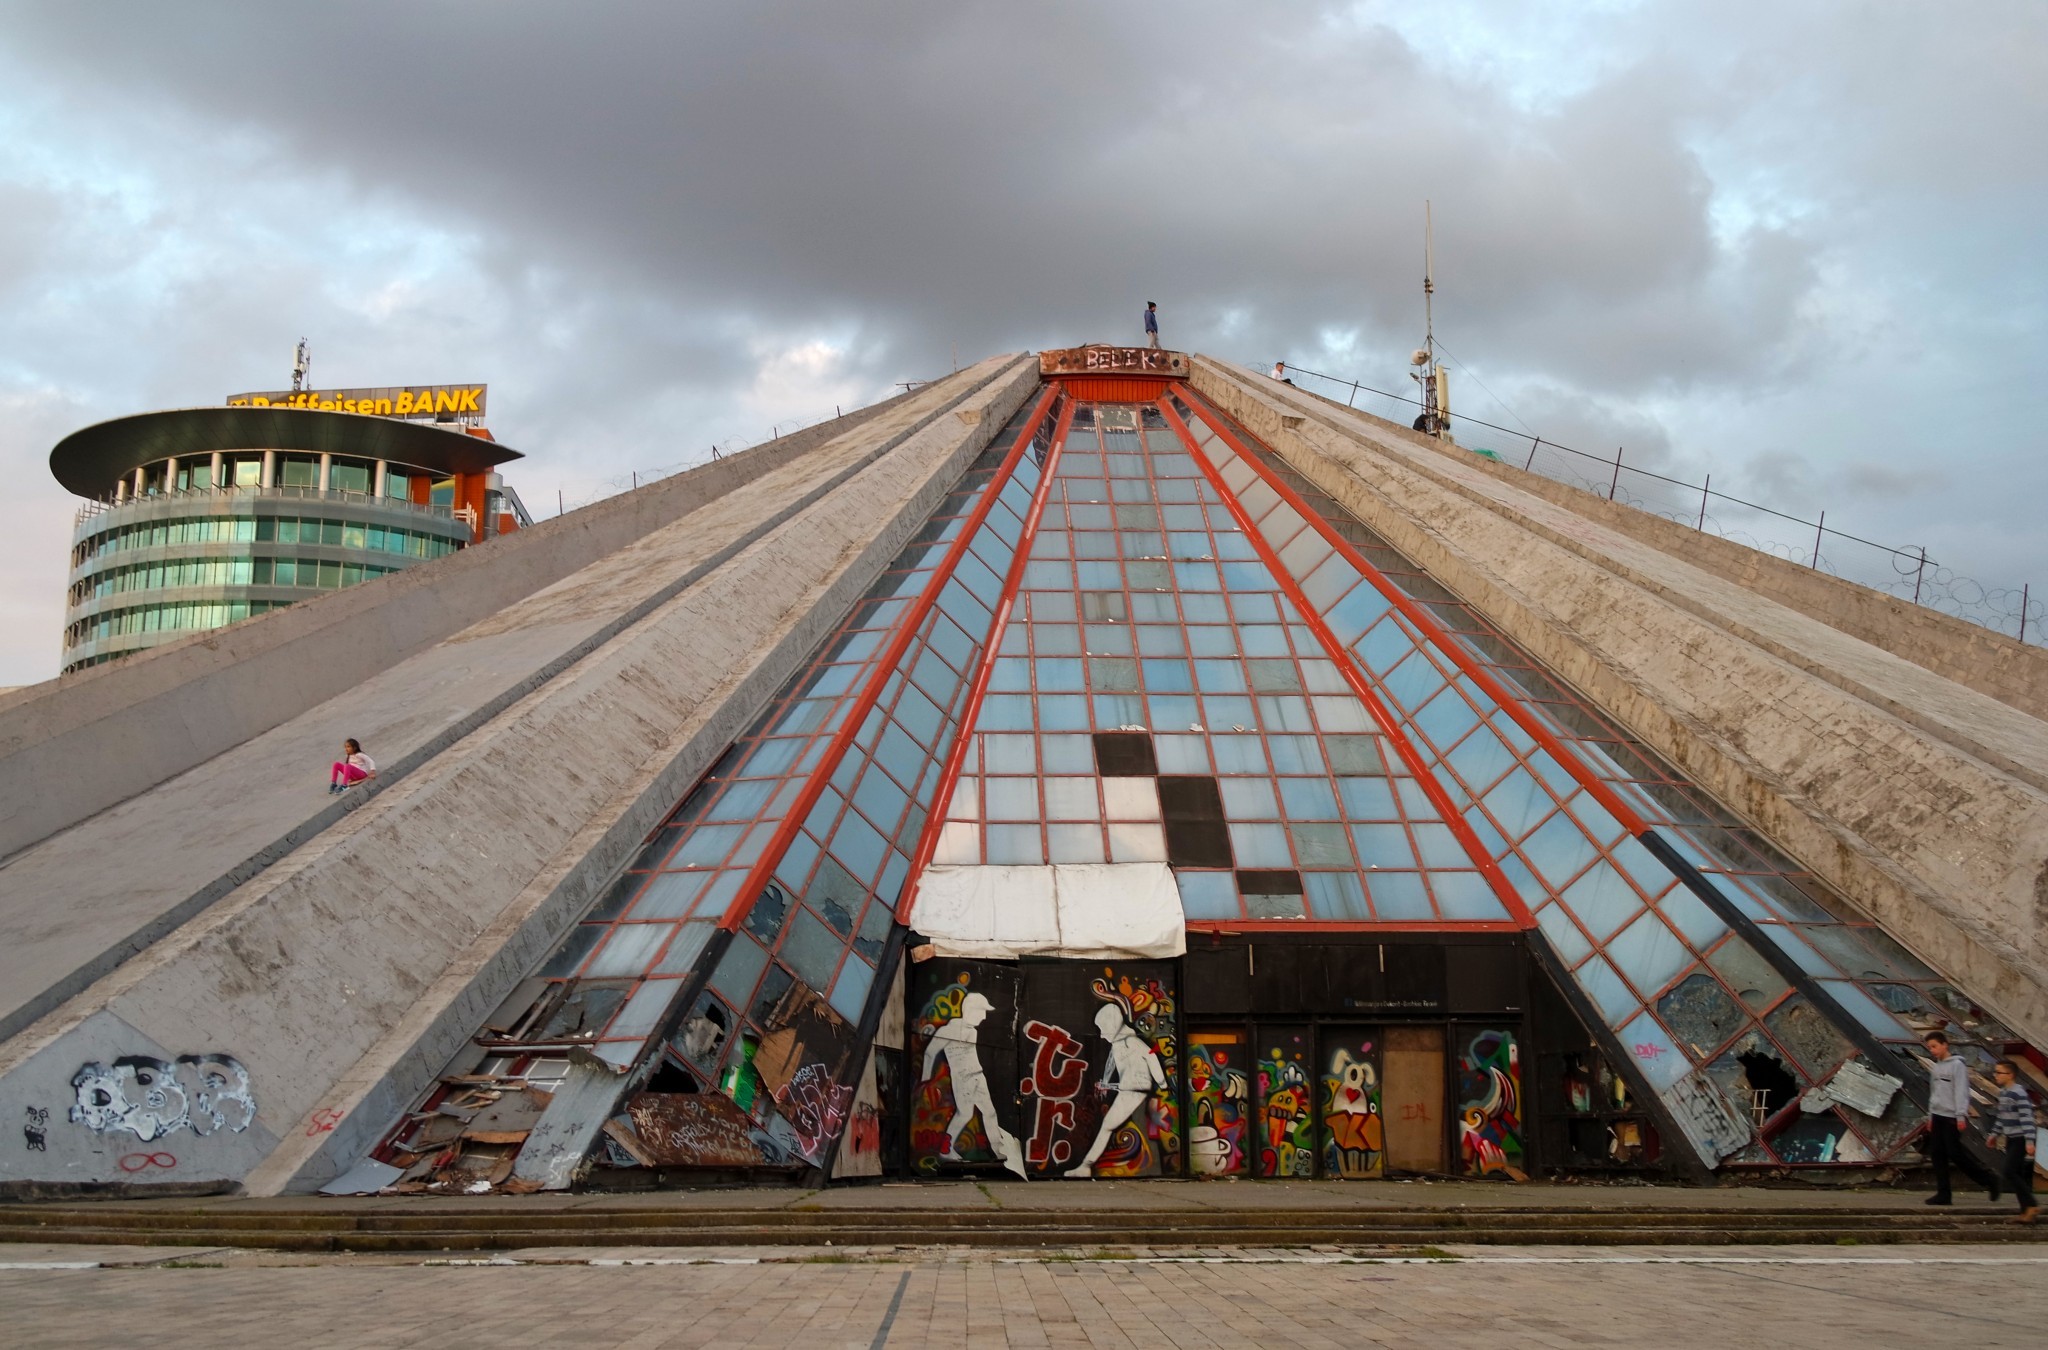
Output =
[{"x1": 49, "y1": 404, "x2": 527, "y2": 673}]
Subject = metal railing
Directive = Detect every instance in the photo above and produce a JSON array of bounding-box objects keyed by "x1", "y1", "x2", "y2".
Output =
[
  {"x1": 74, "y1": 483, "x2": 460, "y2": 528},
  {"x1": 551, "y1": 397, "x2": 894, "y2": 516},
  {"x1": 1276, "y1": 363, "x2": 2044, "y2": 647}
]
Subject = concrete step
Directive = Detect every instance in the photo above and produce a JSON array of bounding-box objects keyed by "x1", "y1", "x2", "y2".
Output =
[{"x1": 2, "y1": 1204, "x2": 2041, "y2": 1251}]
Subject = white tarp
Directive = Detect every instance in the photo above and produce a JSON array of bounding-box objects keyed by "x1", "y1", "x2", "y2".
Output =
[{"x1": 910, "y1": 862, "x2": 1186, "y2": 960}]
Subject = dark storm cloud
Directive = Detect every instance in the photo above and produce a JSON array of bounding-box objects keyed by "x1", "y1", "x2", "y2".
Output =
[
  {"x1": 0, "y1": 1, "x2": 2044, "y2": 683},
  {"x1": 0, "y1": 0, "x2": 1829, "y2": 384}
]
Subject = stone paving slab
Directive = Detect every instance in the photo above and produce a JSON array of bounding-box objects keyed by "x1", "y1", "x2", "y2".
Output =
[
  {"x1": 4, "y1": 1244, "x2": 2046, "y2": 1348},
  {"x1": 0, "y1": 1242, "x2": 231, "y2": 1268}
]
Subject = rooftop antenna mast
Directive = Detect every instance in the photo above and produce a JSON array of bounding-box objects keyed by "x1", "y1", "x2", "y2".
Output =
[
  {"x1": 290, "y1": 339, "x2": 311, "y2": 393},
  {"x1": 1409, "y1": 202, "x2": 1450, "y2": 440}
]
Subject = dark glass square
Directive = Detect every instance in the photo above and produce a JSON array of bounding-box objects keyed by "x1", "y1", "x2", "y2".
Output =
[{"x1": 1093, "y1": 730, "x2": 1158, "y2": 777}]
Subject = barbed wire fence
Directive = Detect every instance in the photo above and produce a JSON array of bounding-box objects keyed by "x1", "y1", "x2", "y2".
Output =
[{"x1": 1278, "y1": 363, "x2": 2044, "y2": 648}]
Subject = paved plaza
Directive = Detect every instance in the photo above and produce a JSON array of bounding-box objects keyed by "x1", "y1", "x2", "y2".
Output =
[{"x1": 4, "y1": 1242, "x2": 2047, "y2": 1348}]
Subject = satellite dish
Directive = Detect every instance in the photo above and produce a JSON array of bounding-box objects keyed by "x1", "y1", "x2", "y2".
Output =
[{"x1": 1410, "y1": 349, "x2": 1430, "y2": 366}]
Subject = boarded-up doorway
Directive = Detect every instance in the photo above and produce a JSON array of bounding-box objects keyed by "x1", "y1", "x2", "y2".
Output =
[{"x1": 1381, "y1": 1026, "x2": 1446, "y2": 1173}]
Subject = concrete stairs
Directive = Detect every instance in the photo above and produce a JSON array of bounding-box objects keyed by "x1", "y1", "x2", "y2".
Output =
[{"x1": 2, "y1": 1198, "x2": 2043, "y2": 1253}]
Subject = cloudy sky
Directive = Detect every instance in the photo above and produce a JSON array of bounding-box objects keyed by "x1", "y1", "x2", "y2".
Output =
[{"x1": 1, "y1": 1, "x2": 2042, "y2": 685}]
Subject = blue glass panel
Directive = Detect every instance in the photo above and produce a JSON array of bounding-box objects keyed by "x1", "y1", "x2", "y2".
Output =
[
  {"x1": 1352, "y1": 823, "x2": 1418, "y2": 867},
  {"x1": 1605, "y1": 912, "x2": 1692, "y2": 998},
  {"x1": 1212, "y1": 735, "x2": 1269, "y2": 773},
  {"x1": 1576, "y1": 955, "x2": 1637, "y2": 1024},
  {"x1": 1228, "y1": 822, "x2": 1293, "y2": 867},
  {"x1": 1175, "y1": 869, "x2": 1241, "y2": 920},
  {"x1": 1432, "y1": 873, "x2": 1509, "y2": 920},
  {"x1": 830, "y1": 953, "x2": 875, "y2": 1023},
  {"x1": 1277, "y1": 777, "x2": 1340, "y2": 819},
  {"x1": 1221, "y1": 778, "x2": 1280, "y2": 818},
  {"x1": 1367, "y1": 872, "x2": 1433, "y2": 920},
  {"x1": 1288, "y1": 823, "x2": 1353, "y2": 866},
  {"x1": 1536, "y1": 902, "x2": 1592, "y2": 964},
  {"x1": 1658, "y1": 887, "x2": 1728, "y2": 949},
  {"x1": 630, "y1": 871, "x2": 708, "y2": 920},
  {"x1": 1521, "y1": 812, "x2": 1600, "y2": 889},
  {"x1": 1817, "y1": 980, "x2": 1911, "y2": 1039},
  {"x1": 1304, "y1": 870, "x2": 1370, "y2": 920},
  {"x1": 1338, "y1": 777, "x2": 1399, "y2": 821},
  {"x1": 1559, "y1": 860, "x2": 1645, "y2": 942},
  {"x1": 780, "y1": 908, "x2": 842, "y2": 989}
]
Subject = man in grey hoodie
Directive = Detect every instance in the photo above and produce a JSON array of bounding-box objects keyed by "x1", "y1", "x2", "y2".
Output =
[{"x1": 1924, "y1": 1031, "x2": 2000, "y2": 1206}]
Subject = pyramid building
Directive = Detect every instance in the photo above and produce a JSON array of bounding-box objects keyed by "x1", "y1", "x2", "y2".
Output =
[{"x1": 3, "y1": 349, "x2": 2045, "y2": 1195}]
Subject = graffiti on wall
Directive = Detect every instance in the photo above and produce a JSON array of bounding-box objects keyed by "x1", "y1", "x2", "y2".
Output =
[
  {"x1": 1256, "y1": 1030, "x2": 1314, "y2": 1178},
  {"x1": 753, "y1": 983, "x2": 858, "y2": 1165},
  {"x1": 1322, "y1": 1040, "x2": 1384, "y2": 1178},
  {"x1": 23, "y1": 1106, "x2": 49, "y2": 1152},
  {"x1": 1187, "y1": 1032, "x2": 1249, "y2": 1176},
  {"x1": 1066, "y1": 974, "x2": 1178, "y2": 1179},
  {"x1": 69, "y1": 1054, "x2": 256, "y2": 1142},
  {"x1": 909, "y1": 961, "x2": 1180, "y2": 1179},
  {"x1": 912, "y1": 972, "x2": 1026, "y2": 1176},
  {"x1": 1021, "y1": 1017, "x2": 1088, "y2": 1170},
  {"x1": 1457, "y1": 1028, "x2": 1526, "y2": 1180}
]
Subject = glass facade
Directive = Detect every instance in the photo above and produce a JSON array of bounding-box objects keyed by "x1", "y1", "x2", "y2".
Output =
[
  {"x1": 63, "y1": 489, "x2": 471, "y2": 672},
  {"x1": 369, "y1": 375, "x2": 2022, "y2": 1187},
  {"x1": 377, "y1": 389, "x2": 1068, "y2": 1172},
  {"x1": 1166, "y1": 389, "x2": 1966, "y2": 1166}
]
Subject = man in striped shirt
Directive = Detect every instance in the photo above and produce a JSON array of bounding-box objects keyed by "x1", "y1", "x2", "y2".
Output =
[
  {"x1": 1923, "y1": 1031, "x2": 2000, "y2": 1206},
  {"x1": 1990, "y1": 1059, "x2": 2040, "y2": 1224}
]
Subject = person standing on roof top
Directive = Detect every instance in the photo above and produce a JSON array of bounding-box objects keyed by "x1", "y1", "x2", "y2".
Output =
[
  {"x1": 1143, "y1": 301, "x2": 1161, "y2": 349},
  {"x1": 1923, "y1": 1031, "x2": 2000, "y2": 1206},
  {"x1": 328, "y1": 738, "x2": 377, "y2": 795},
  {"x1": 1989, "y1": 1059, "x2": 2040, "y2": 1223}
]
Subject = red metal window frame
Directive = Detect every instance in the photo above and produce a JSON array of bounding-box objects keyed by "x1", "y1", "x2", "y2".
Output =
[
  {"x1": 1170, "y1": 386, "x2": 1652, "y2": 839},
  {"x1": 715, "y1": 384, "x2": 1063, "y2": 931},
  {"x1": 895, "y1": 394, "x2": 1076, "y2": 920},
  {"x1": 1158, "y1": 397, "x2": 1539, "y2": 931}
]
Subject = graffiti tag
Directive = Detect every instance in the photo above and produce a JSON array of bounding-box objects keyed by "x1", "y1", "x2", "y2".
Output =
[
  {"x1": 305, "y1": 1108, "x2": 345, "y2": 1137},
  {"x1": 117, "y1": 1152, "x2": 178, "y2": 1173},
  {"x1": 70, "y1": 1053, "x2": 256, "y2": 1142},
  {"x1": 1020, "y1": 1019, "x2": 1087, "y2": 1167}
]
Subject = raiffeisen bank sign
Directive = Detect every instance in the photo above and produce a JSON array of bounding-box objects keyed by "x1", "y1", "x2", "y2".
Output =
[{"x1": 225, "y1": 383, "x2": 487, "y2": 418}]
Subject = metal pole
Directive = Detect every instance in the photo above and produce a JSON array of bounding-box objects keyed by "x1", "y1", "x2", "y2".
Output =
[
  {"x1": 1914, "y1": 547, "x2": 1927, "y2": 603},
  {"x1": 1609, "y1": 448, "x2": 1622, "y2": 500},
  {"x1": 1697, "y1": 474, "x2": 1710, "y2": 531},
  {"x1": 1811, "y1": 511, "x2": 1824, "y2": 568},
  {"x1": 632, "y1": 471, "x2": 638, "y2": 490},
  {"x1": 557, "y1": 489, "x2": 563, "y2": 518},
  {"x1": 1348, "y1": 381, "x2": 1359, "y2": 408},
  {"x1": 1525, "y1": 437, "x2": 1542, "y2": 472},
  {"x1": 2022, "y1": 584, "x2": 2031, "y2": 643}
]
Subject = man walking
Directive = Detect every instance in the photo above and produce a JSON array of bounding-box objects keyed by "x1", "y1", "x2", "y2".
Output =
[
  {"x1": 1923, "y1": 1031, "x2": 2000, "y2": 1205},
  {"x1": 1989, "y1": 1059, "x2": 2040, "y2": 1223},
  {"x1": 1143, "y1": 301, "x2": 1161, "y2": 349}
]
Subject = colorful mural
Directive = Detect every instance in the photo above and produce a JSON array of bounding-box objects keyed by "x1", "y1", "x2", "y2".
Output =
[
  {"x1": 1457, "y1": 1028, "x2": 1526, "y2": 1179},
  {"x1": 1255, "y1": 1028, "x2": 1315, "y2": 1178},
  {"x1": 910, "y1": 970, "x2": 1023, "y2": 1175},
  {"x1": 1187, "y1": 1031, "x2": 1249, "y2": 1176},
  {"x1": 1071, "y1": 972, "x2": 1179, "y2": 1179},
  {"x1": 908, "y1": 960, "x2": 1181, "y2": 1179},
  {"x1": 1321, "y1": 1037, "x2": 1385, "y2": 1178}
]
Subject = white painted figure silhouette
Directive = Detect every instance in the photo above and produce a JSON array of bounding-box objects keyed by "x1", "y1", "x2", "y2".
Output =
[
  {"x1": 1067, "y1": 1003, "x2": 1166, "y2": 1177},
  {"x1": 922, "y1": 991, "x2": 1026, "y2": 1177}
]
